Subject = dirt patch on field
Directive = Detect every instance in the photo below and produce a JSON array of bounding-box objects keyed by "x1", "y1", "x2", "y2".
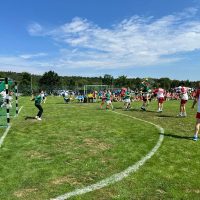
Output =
[
  {"x1": 14, "y1": 188, "x2": 38, "y2": 198},
  {"x1": 25, "y1": 150, "x2": 50, "y2": 160},
  {"x1": 51, "y1": 176, "x2": 81, "y2": 186},
  {"x1": 186, "y1": 188, "x2": 200, "y2": 194},
  {"x1": 83, "y1": 138, "x2": 111, "y2": 152}
]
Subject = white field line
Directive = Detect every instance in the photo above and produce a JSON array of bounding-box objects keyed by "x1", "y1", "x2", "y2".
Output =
[
  {"x1": 0, "y1": 125, "x2": 11, "y2": 148},
  {"x1": 51, "y1": 110, "x2": 164, "y2": 200},
  {"x1": 0, "y1": 106, "x2": 23, "y2": 148},
  {"x1": 14, "y1": 105, "x2": 23, "y2": 117},
  {"x1": 18, "y1": 106, "x2": 23, "y2": 114}
]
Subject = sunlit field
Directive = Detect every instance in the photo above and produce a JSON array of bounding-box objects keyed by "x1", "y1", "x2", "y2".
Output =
[{"x1": 0, "y1": 96, "x2": 199, "y2": 200}]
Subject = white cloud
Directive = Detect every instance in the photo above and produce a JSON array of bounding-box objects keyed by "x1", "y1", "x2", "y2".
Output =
[
  {"x1": 60, "y1": 17, "x2": 91, "y2": 33},
  {"x1": 3, "y1": 7, "x2": 200, "y2": 75},
  {"x1": 19, "y1": 52, "x2": 48, "y2": 59},
  {"x1": 27, "y1": 8, "x2": 200, "y2": 69},
  {"x1": 27, "y1": 22, "x2": 43, "y2": 36},
  {"x1": 0, "y1": 55, "x2": 52, "y2": 74}
]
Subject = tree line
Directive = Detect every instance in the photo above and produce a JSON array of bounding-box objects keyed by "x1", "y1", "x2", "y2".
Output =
[{"x1": 0, "y1": 70, "x2": 199, "y2": 95}]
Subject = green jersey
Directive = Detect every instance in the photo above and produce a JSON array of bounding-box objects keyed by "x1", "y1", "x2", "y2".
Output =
[
  {"x1": 105, "y1": 93, "x2": 111, "y2": 101},
  {"x1": 35, "y1": 95, "x2": 42, "y2": 105},
  {"x1": 141, "y1": 83, "x2": 150, "y2": 93},
  {"x1": 124, "y1": 91, "x2": 131, "y2": 100}
]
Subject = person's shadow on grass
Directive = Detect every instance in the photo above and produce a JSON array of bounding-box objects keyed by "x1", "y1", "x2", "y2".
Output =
[
  {"x1": 161, "y1": 133, "x2": 193, "y2": 140},
  {"x1": 156, "y1": 115, "x2": 181, "y2": 118},
  {"x1": 24, "y1": 116, "x2": 36, "y2": 120}
]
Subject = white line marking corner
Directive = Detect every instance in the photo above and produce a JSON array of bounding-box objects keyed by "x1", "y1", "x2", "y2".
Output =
[{"x1": 51, "y1": 111, "x2": 164, "y2": 200}]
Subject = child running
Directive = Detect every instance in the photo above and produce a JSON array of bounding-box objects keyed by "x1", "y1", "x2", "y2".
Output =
[
  {"x1": 105, "y1": 90, "x2": 113, "y2": 110},
  {"x1": 177, "y1": 84, "x2": 188, "y2": 117},
  {"x1": 123, "y1": 89, "x2": 131, "y2": 110},
  {"x1": 100, "y1": 90, "x2": 106, "y2": 109},
  {"x1": 140, "y1": 79, "x2": 151, "y2": 111},
  {"x1": 155, "y1": 86, "x2": 165, "y2": 112},
  {"x1": 191, "y1": 82, "x2": 200, "y2": 141},
  {"x1": 33, "y1": 89, "x2": 43, "y2": 120}
]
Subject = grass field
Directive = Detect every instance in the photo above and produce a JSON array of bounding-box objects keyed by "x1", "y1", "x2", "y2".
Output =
[
  {"x1": 0, "y1": 101, "x2": 17, "y2": 127},
  {"x1": 0, "y1": 96, "x2": 200, "y2": 200}
]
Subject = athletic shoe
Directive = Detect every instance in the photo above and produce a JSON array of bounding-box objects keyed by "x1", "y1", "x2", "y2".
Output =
[
  {"x1": 37, "y1": 118, "x2": 42, "y2": 121},
  {"x1": 177, "y1": 113, "x2": 182, "y2": 117},
  {"x1": 182, "y1": 113, "x2": 187, "y2": 117},
  {"x1": 35, "y1": 116, "x2": 38, "y2": 119},
  {"x1": 193, "y1": 136, "x2": 198, "y2": 141},
  {"x1": 141, "y1": 107, "x2": 146, "y2": 111}
]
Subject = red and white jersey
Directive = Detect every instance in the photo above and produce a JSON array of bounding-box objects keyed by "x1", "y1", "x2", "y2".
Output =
[
  {"x1": 156, "y1": 88, "x2": 165, "y2": 98},
  {"x1": 181, "y1": 87, "x2": 188, "y2": 100},
  {"x1": 195, "y1": 89, "x2": 200, "y2": 112}
]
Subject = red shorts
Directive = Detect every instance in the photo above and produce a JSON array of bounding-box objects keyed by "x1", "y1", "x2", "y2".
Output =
[
  {"x1": 158, "y1": 97, "x2": 164, "y2": 103},
  {"x1": 143, "y1": 97, "x2": 147, "y2": 102},
  {"x1": 196, "y1": 112, "x2": 200, "y2": 119},
  {"x1": 102, "y1": 98, "x2": 106, "y2": 102},
  {"x1": 181, "y1": 99, "x2": 187, "y2": 105}
]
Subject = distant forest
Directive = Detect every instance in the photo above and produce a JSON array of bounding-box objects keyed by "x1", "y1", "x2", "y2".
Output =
[{"x1": 0, "y1": 70, "x2": 199, "y2": 94}]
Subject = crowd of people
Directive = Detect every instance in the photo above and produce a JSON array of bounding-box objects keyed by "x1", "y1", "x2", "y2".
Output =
[
  {"x1": 0, "y1": 79, "x2": 198, "y2": 140},
  {"x1": 1, "y1": 79, "x2": 198, "y2": 141},
  {"x1": 49, "y1": 79, "x2": 200, "y2": 141}
]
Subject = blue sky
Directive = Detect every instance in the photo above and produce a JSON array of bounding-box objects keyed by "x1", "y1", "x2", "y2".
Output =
[{"x1": 0, "y1": 0, "x2": 200, "y2": 80}]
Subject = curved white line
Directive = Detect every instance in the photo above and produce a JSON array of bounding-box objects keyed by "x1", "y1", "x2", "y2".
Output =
[{"x1": 51, "y1": 111, "x2": 164, "y2": 200}]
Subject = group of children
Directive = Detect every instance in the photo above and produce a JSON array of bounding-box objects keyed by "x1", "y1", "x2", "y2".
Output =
[
  {"x1": 98, "y1": 80, "x2": 200, "y2": 141},
  {"x1": 32, "y1": 81, "x2": 200, "y2": 141}
]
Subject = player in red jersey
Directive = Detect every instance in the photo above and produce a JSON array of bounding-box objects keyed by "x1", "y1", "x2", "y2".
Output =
[
  {"x1": 155, "y1": 87, "x2": 165, "y2": 112},
  {"x1": 100, "y1": 90, "x2": 106, "y2": 109},
  {"x1": 177, "y1": 84, "x2": 189, "y2": 117}
]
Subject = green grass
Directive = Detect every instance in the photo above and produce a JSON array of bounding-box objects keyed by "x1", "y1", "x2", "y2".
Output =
[{"x1": 0, "y1": 97, "x2": 199, "y2": 200}]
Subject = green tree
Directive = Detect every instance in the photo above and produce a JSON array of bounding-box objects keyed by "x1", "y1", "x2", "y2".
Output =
[
  {"x1": 115, "y1": 75, "x2": 128, "y2": 87},
  {"x1": 158, "y1": 78, "x2": 171, "y2": 90},
  {"x1": 19, "y1": 72, "x2": 31, "y2": 95},
  {"x1": 39, "y1": 71, "x2": 60, "y2": 93},
  {"x1": 102, "y1": 74, "x2": 114, "y2": 85}
]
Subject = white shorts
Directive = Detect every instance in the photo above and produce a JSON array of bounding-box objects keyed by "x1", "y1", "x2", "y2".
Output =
[
  {"x1": 124, "y1": 99, "x2": 131, "y2": 103},
  {"x1": 143, "y1": 93, "x2": 149, "y2": 98},
  {"x1": 106, "y1": 100, "x2": 111, "y2": 104}
]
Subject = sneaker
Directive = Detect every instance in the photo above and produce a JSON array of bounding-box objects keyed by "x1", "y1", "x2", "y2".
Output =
[
  {"x1": 177, "y1": 113, "x2": 182, "y2": 117},
  {"x1": 37, "y1": 118, "x2": 42, "y2": 121},
  {"x1": 193, "y1": 136, "x2": 198, "y2": 141},
  {"x1": 35, "y1": 116, "x2": 38, "y2": 119},
  {"x1": 141, "y1": 107, "x2": 146, "y2": 111}
]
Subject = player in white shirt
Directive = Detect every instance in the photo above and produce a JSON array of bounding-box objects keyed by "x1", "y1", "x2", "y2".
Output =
[
  {"x1": 0, "y1": 90, "x2": 12, "y2": 108},
  {"x1": 40, "y1": 90, "x2": 46, "y2": 103},
  {"x1": 177, "y1": 84, "x2": 189, "y2": 117},
  {"x1": 0, "y1": 90, "x2": 6, "y2": 107},
  {"x1": 155, "y1": 87, "x2": 165, "y2": 112},
  {"x1": 191, "y1": 83, "x2": 200, "y2": 141}
]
